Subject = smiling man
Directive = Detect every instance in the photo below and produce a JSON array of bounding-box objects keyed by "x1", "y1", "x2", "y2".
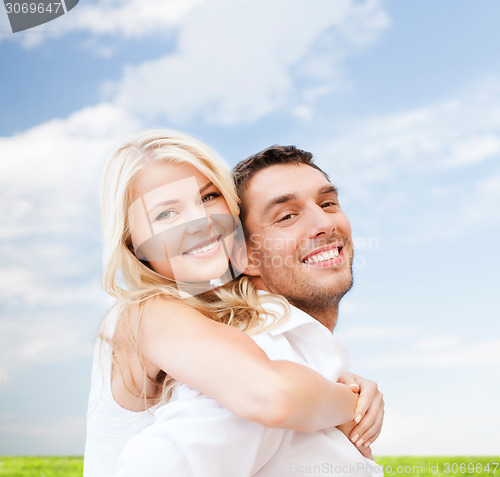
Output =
[{"x1": 235, "y1": 145, "x2": 354, "y2": 332}]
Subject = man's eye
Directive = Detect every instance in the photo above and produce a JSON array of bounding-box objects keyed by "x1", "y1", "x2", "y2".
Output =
[
  {"x1": 321, "y1": 201, "x2": 337, "y2": 208},
  {"x1": 201, "y1": 192, "x2": 221, "y2": 203},
  {"x1": 277, "y1": 214, "x2": 295, "y2": 222},
  {"x1": 155, "y1": 210, "x2": 175, "y2": 221}
]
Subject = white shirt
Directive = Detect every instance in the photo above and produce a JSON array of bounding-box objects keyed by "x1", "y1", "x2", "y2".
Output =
[
  {"x1": 83, "y1": 309, "x2": 159, "y2": 477},
  {"x1": 113, "y1": 294, "x2": 383, "y2": 476}
]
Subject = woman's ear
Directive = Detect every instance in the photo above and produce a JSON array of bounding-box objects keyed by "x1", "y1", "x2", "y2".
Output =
[
  {"x1": 228, "y1": 232, "x2": 249, "y2": 276},
  {"x1": 239, "y1": 239, "x2": 261, "y2": 277},
  {"x1": 228, "y1": 225, "x2": 261, "y2": 277}
]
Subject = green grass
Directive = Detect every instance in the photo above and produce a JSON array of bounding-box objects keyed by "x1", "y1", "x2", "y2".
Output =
[
  {"x1": 0, "y1": 457, "x2": 83, "y2": 477},
  {"x1": 376, "y1": 457, "x2": 500, "y2": 477},
  {"x1": 0, "y1": 456, "x2": 498, "y2": 476}
]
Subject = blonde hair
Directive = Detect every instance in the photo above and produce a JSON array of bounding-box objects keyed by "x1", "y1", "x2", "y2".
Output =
[{"x1": 99, "y1": 129, "x2": 287, "y2": 406}]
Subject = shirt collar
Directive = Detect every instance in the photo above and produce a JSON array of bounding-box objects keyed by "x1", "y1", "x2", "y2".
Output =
[{"x1": 256, "y1": 290, "x2": 333, "y2": 337}]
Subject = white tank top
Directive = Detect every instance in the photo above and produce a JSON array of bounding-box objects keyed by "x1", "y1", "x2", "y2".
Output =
[{"x1": 83, "y1": 309, "x2": 159, "y2": 477}]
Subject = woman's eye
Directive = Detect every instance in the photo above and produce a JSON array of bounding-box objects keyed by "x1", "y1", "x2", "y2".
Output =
[
  {"x1": 155, "y1": 210, "x2": 175, "y2": 221},
  {"x1": 201, "y1": 192, "x2": 221, "y2": 203}
]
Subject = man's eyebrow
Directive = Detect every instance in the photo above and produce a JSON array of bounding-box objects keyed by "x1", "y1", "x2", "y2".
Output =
[
  {"x1": 262, "y1": 184, "x2": 338, "y2": 216},
  {"x1": 319, "y1": 185, "x2": 337, "y2": 195},
  {"x1": 262, "y1": 193, "x2": 297, "y2": 215},
  {"x1": 148, "y1": 181, "x2": 214, "y2": 214}
]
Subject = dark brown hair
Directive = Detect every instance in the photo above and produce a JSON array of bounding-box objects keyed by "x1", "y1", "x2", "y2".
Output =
[{"x1": 233, "y1": 145, "x2": 329, "y2": 224}]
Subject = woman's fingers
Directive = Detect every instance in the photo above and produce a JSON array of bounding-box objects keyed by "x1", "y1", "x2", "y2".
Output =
[
  {"x1": 338, "y1": 372, "x2": 385, "y2": 449},
  {"x1": 349, "y1": 390, "x2": 384, "y2": 445},
  {"x1": 353, "y1": 380, "x2": 378, "y2": 423},
  {"x1": 363, "y1": 429, "x2": 382, "y2": 449},
  {"x1": 356, "y1": 416, "x2": 383, "y2": 447},
  {"x1": 337, "y1": 372, "x2": 360, "y2": 393}
]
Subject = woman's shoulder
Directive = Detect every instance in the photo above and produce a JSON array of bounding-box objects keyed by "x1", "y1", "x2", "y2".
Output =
[
  {"x1": 130, "y1": 294, "x2": 197, "y2": 318},
  {"x1": 122, "y1": 294, "x2": 211, "y2": 336}
]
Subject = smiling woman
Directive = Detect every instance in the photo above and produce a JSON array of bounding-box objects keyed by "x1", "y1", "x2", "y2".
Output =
[
  {"x1": 83, "y1": 129, "x2": 364, "y2": 477},
  {"x1": 127, "y1": 162, "x2": 239, "y2": 290}
]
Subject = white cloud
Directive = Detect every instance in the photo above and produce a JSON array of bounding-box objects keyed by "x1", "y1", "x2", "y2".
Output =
[
  {"x1": 3, "y1": 1, "x2": 390, "y2": 128},
  {"x1": 318, "y1": 83, "x2": 500, "y2": 192},
  {"x1": 0, "y1": 102, "x2": 139, "y2": 238},
  {"x1": 292, "y1": 105, "x2": 314, "y2": 123},
  {"x1": 375, "y1": 405, "x2": 500, "y2": 455},
  {"x1": 1, "y1": 0, "x2": 206, "y2": 47},
  {"x1": 372, "y1": 357, "x2": 500, "y2": 455},
  {"x1": 0, "y1": 416, "x2": 86, "y2": 455},
  {"x1": 110, "y1": 0, "x2": 390, "y2": 125},
  {"x1": 414, "y1": 336, "x2": 460, "y2": 352},
  {"x1": 463, "y1": 171, "x2": 500, "y2": 227},
  {"x1": 0, "y1": 6, "x2": 10, "y2": 31},
  {"x1": 0, "y1": 265, "x2": 106, "y2": 309},
  {"x1": 0, "y1": 415, "x2": 85, "y2": 437},
  {"x1": 314, "y1": 78, "x2": 500, "y2": 241},
  {"x1": 360, "y1": 339, "x2": 500, "y2": 369},
  {"x1": 0, "y1": 313, "x2": 95, "y2": 383},
  {"x1": 63, "y1": 0, "x2": 205, "y2": 37},
  {"x1": 342, "y1": 325, "x2": 422, "y2": 341},
  {"x1": 0, "y1": 103, "x2": 138, "y2": 380},
  {"x1": 0, "y1": 262, "x2": 108, "y2": 381}
]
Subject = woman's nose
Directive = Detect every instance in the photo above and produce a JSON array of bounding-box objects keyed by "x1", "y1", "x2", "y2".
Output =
[{"x1": 183, "y1": 204, "x2": 212, "y2": 235}]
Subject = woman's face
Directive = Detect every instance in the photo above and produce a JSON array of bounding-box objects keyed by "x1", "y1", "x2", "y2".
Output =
[{"x1": 128, "y1": 161, "x2": 239, "y2": 286}]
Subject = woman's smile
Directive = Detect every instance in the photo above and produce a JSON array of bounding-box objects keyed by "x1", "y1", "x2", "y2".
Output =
[{"x1": 183, "y1": 234, "x2": 222, "y2": 257}]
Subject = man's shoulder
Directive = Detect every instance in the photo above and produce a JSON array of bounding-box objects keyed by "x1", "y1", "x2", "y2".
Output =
[{"x1": 253, "y1": 291, "x2": 350, "y2": 378}]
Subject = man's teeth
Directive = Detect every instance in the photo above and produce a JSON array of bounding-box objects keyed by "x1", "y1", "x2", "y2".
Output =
[
  {"x1": 185, "y1": 238, "x2": 219, "y2": 255},
  {"x1": 304, "y1": 247, "x2": 339, "y2": 264}
]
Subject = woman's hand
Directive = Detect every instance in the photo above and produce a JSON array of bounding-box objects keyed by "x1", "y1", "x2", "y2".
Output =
[
  {"x1": 337, "y1": 372, "x2": 384, "y2": 450},
  {"x1": 336, "y1": 419, "x2": 374, "y2": 460}
]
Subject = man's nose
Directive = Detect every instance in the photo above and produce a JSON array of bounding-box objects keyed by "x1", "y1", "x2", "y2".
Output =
[{"x1": 306, "y1": 204, "x2": 336, "y2": 238}]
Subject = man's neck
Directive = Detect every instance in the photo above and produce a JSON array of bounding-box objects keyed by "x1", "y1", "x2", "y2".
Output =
[
  {"x1": 300, "y1": 304, "x2": 338, "y2": 332},
  {"x1": 252, "y1": 278, "x2": 339, "y2": 332}
]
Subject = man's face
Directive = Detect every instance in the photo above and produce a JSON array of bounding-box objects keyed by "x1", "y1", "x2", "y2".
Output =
[{"x1": 243, "y1": 163, "x2": 353, "y2": 311}]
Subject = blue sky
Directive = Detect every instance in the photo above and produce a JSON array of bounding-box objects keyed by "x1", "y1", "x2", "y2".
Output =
[{"x1": 1, "y1": 0, "x2": 499, "y2": 456}]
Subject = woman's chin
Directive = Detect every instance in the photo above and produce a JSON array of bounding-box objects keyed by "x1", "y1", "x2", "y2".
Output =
[{"x1": 177, "y1": 268, "x2": 234, "y2": 295}]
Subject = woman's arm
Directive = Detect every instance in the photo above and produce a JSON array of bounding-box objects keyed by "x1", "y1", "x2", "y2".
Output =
[{"x1": 136, "y1": 297, "x2": 358, "y2": 431}]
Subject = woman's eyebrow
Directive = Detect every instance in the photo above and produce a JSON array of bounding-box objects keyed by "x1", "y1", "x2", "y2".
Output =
[
  {"x1": 199, "y1": 181, "x2": 214, "y2": 194},
  {"x1": 148, "y1": 199, "x2": 179, "y2": 214},
  {"x1": 147, "y1": 181, "x2": 214, "y2": 214}
]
